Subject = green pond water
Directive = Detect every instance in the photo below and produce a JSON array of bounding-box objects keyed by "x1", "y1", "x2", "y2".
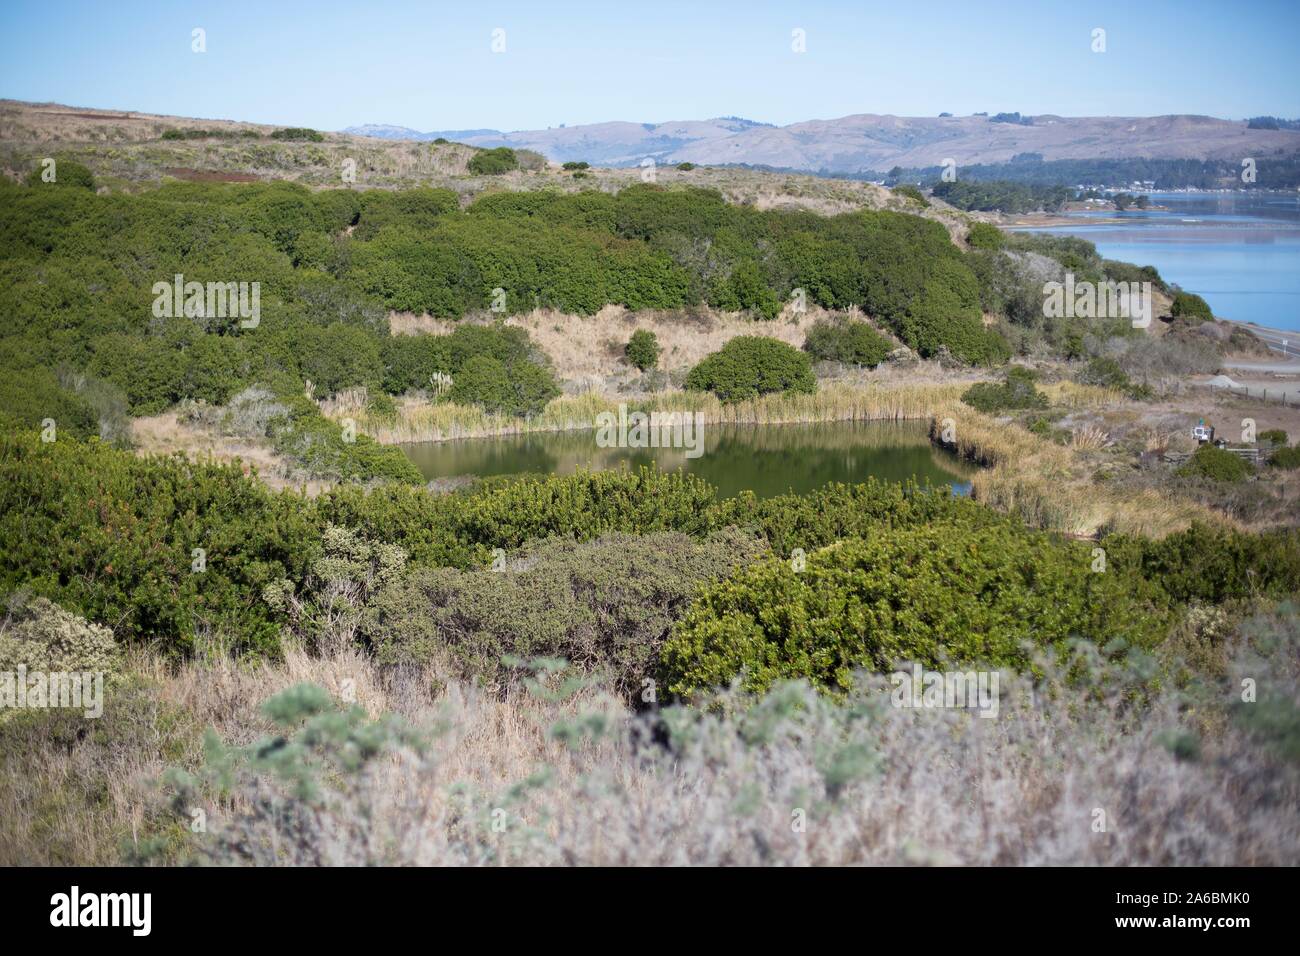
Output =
[{"x1": 400, "y1": 420, "x2": 974, "y2": 499}]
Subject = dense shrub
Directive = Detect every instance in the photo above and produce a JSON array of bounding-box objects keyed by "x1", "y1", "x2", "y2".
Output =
[
  {"x1": 685, "y1": 336, "x2": 816, "y2": 403},
  {"x1": 1103, "y1": 524, "x2": 1300, "y2": 606},
  {"x1": 263, "y1": 525, "x2": 407, "y2": 653},
  {"x1": 662, "y1": 522, "x2": 1170, "y2": 698},
  {"x1": 710, "y1": 480, "x2": 998, "y2": 557},
  {"x1": 0, "y1": 367, "x2": 100, "y2": 441},
  {"x1": 446, "y1": 354, "x2": 559, "y2": 417},
  {"x1": 1171, "y1": 291, "x2": 1214, "y2": 322},
  {"x1": 361, "y1": 530, "x2": 765, "y2": 699},
  {"x1": 961, "y1": 366, "x2": 1049, "y2": 413},
  {"x1": 0, "y1": 179, "x2": 1021, "y2": 405},
  {"x1": 261, "y1": 387, "x2": 424, "y2": 484},
  {"x1": 0, "y1": 430, "x2": 322, "y2": 656},
  {"x1": 1259, "y1": 429, "x2": 1289, "y2": 446},
  {"x1": 24, "y1": 159, "x2": 95, "y2": 190},
  {"x1": 270, "y1": 127, "x2": 324, "y2": 142},
  {"x1": 562, "y1": 161, "x2": 590, "y2": 171},
  {"x1": 318, "y1": 466, "x2": 726, "y2": 568},
  {"x1": 467, "y1": 147, "x2": 519, "y2": 175},
  {"x1": 966, "y1": 222, "x2": 1005, "y2": 250},
  {"x1": 1270, "y1": 445, "x2": 1300, "y2": 469},
  {"x1": 5, "y1": 426, "x2": 1296, "y2": 670},
  {"x1": 0, "y1": 596, "x2": 119, "y2": 675},
  {"x1": 352, "y1": 188, "x2": 456, "y2": 241},
  {"x1": 1178, "y1": 444, "x2": 1252, "y2": 482},
  {"x1": 624, "y1": 329, "x2": 661, "y2": 371},
  {"x1": 802, "y1": 319, "x2": 892, "y2": 367}
]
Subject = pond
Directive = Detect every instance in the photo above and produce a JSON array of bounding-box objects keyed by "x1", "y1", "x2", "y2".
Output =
[{"x1": 400, "y1": 420, "x2": 974, "y2": 499}]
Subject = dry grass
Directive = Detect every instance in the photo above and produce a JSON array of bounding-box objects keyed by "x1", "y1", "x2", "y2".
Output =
[
  {"x1": 929, "y1": 403, "x2": 1224, "y2": 537},
  {"x1": 345, "y1": 381, "x2": 970, "y2": 445},
  {"x1": 1070, "y1": 424, "x2": 1109, "y2": 450},
  {"x1": 393, "y1": 305, "x2": 831, "y2": 387},
  {"x1": 131, "y1": 412, "x2": 333, "y2": 495},
  {"x1": 4, "y1": 603, "x2": 1297, "y2": 866}
]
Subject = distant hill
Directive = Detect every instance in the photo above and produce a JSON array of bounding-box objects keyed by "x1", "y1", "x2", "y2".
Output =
[{"x1": 342, "y1": 112, "x2": 1300, "y2": 174}]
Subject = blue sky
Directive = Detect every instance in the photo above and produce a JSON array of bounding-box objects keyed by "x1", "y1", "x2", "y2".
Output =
[{"x1": 2, "y1": 0, "x2": 1298, "y2": 131}]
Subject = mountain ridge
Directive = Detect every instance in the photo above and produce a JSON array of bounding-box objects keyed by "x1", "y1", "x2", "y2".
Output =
[{"x1": 342, "y1": 112, "x2": 1300, "y2": 174}]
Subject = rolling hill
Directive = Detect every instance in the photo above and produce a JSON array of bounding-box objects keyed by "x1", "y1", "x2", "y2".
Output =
[{"x1": 343, "y1": 112, "x2": 1300, "y2": 174}]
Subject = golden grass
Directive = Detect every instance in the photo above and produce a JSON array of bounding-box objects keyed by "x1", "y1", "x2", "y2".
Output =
[
  {"x1": 131, "y1": 412, "x2": 333, "y2": 495},
  {"x1": 929, "y1": 403, "x2": 1227, "y2": 538},
  {"x1": 346, "y1": 381, "x2": 971, "y2": 445},
  {"x1": 390, "y1": 305, "x2": 830, "y2": 386}
]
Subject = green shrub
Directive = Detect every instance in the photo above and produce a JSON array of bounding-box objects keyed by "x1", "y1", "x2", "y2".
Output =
[
  {"x1": 0, "y1": 179, "x2": 1018, "y2": 400},
  {"x1": 1270, "y1": 445, "x2": 1300, "y2": 470},
  {"x1": 467, "y1": 147, "x2": 519, "y2": 175},
  {"x1": 1259, "y1": 429, "x2": 1289, "y2": 446},
  {"x1": 24, "y1": 159, "x2": 95, "y2": 190},
  {"x1": 0, "y1": 430, "x2": 322, "y2": 656},
  {"x1": 270, "y1": 127, "x2": 324, "y2": 142},
  {"x1": 709, "y1": 259, "x2": 781, "y2": 318},
  {"x1": 685, "y1": 336, "x2": 816, "y2": 403},
  {"x1": 1178, "y1": 444, "x2": 1252, "y2": 482},
  {"x1": 662, "y1": 521, "x2": 1170, "y2": 698},
  {"x1": 966, "y1": 222, "x2": 1005, "y2": 250},
  {"x1": 893, "y1": 184, "x2": 929, "y2": 207},
  {"x1": 624, "y1": 329, "x2": 661, "y2": 371},
  {"x1": 0, "y1": 367, "x2": 100, "y2": 440},
  {"x1": 676, "y1": 162, "x2": 696, "y2": 171},
  {"x1": 442, "y1": 354, "x2": 554, "y2": 417},
  {"x1": 1078, "y1": 356, "x2": 1152, "y2": 400},
  {"x1": 263, "y1": 525, "x2": 407, "y2": 652},
  {"x1": 709, "y1": 479, "x2": 997, "y2": 558},
  {"x1": 1103, "y1": 524, "x2": 1300, "y2": 606},
  {"x1": 1171, "y1": 291, "x2": 1214, "y2": 322},
  {"x1": 448, "y1": 355, "x2": 553, "y2": 417},
  {"x1": 257, "y1": 384, "x2": 424, "y2": 484},
  {"x1": 382, "y1": 334, "x2": 452, "y2": 394},
  {"x1": 961, "y1": 366, "x2": 1049, "y2": 413},
  {"x1": 562, "y1": 161, "x2": 590, "y2": 171},
  {"x1": 366, "y1": 390, "x2": 399, "y2": 421},
  {"x1": 318, "y1": 466, "x2": 725, "y2": 569},
  {"x1": 296, "y1": 323, "x2": 384, "y2": 398},
  {"x1": 361, "y1": 530, "x2": 765, "y2": 699},
  {"x1": 802, "y1": 319, "x2": 892, "y2": 367}
]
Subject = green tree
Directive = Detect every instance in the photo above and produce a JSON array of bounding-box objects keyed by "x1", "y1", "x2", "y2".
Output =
[
  {"x1": 625, "y1": 329, "x2": 661, "y2": 371},
  {"x1": 685, "y1": 336, "x2": 816, "y2": 403}
]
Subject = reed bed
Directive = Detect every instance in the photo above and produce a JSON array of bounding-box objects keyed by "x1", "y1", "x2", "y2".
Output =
[
  {"x1": 347, "y1": 382, "x2": 972, "y2": 445},
  {"x1": 928, "y1": 402, "x2": 1225, "y2": 538}
]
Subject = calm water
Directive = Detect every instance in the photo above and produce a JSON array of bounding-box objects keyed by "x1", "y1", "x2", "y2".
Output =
[
  {"x1": 401, "y1": 420, "x2": 974, "y2": 499},
  {"x1": 1020, "y1": 192, "x2": 1300, "y2": 331}
]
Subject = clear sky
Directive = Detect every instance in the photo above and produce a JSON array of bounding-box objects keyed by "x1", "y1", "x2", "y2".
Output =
[{"x1": 2, "y1": 0, "x2": 1298, "y2": 131}]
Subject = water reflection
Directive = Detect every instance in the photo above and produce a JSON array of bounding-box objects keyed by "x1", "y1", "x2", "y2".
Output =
[{"x1": 401, "y1": 420, "x2": 975, "y2": 499}]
